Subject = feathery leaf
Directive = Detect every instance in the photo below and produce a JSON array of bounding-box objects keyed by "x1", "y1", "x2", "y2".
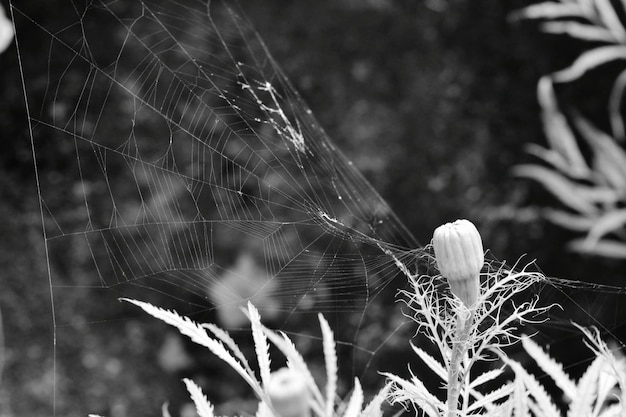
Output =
[
  {"x1": 467, "y1": 382, "x2": 514, "y2": 413},
  {"x1": 568, "y1": 357, "x2": 603, "y2": 417},
  {"x1": 511, "y1": 2, "x2": 587, "y2": 20},
  {"x1": 574, "y1": 115, "x2": 626, "y2": 193},
  {"x1": 506, "y1": 358, "x2": 561, "y2": 417},
  {"x1": 543, "y1": 209, "x2": 596, "y2": 232},
  {"x1": 541, "y1": 21, "x2": 617, "y2": 42},
  {"x1": 361, "y1": 383, "x2": 391, "y2": 417},
  {"x1": 609, "y1": 68, "x2": 626, "y2": 141},
  {"x1": 319, "y1": 313, "x2": 338, "y2": 417},
  {"x1": 469, "y1": 367, "x2": 505, "y2": 389},
  {"x1": 513, "y1": 374, "x2": 530, "y2": 417},
  {"x1": 248, "y1": 302, "x2": 272, "y2": 392},
  {"x1": 568, "y1": 238, "x2": 626, "y2": 258},
  {"x1": 513, "y1": 165, "x2": 598, "y2": 215},
  {"x1": 522, "y1": 337, "x2": 577, "y2": 401},
  {"x1": 594, "y1": 0, "x2": 626, "y2": 42},
  {"x1": 410, "y1": 342, "x2": 446, "y2": 381},
  {"x1": 584, "y1": 209, "x2": 626, "y2": 246},
  {"x1": 552, "y1": 45, "x2": 626, "y2": 83},
  {"x1": 202, "y1": 323, "x2": 254, "y2": 375},
  {"x1": 122, "y1": 298, "x2": 263, "y2": 397},
  {"x1": 342, "y1": 378, "x2": 364, "y2": 417},
  {"x1": 537, "y1": 76, "x2": 590, "y2": 177},
  {"x1": 183, "y1": 378, "x2": 215, "y2": 417},
  {"x1": 262, "y1": 327, "x2": 325, "y2": 410}
]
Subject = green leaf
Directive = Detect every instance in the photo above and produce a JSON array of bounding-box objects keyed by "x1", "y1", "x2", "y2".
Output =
[
  {"x1": 248, "y1": 302, "x2": 272, "y2": 393},
  {"x1": 342, "y1": 378, "x2": 363, "y2": 417},
  {"x1": 609, "y1": 68, "x2": 626, "y2": 141},
  {"x1": 543, "y1": 209, "x2": 596, "y2": 232},
  {"x1": 567, "y1": 238, "x2": 626, "y2": 258},
  {"x1": 511, "y1": 2, "x2": 587, "y2": 20},
  {"x1": 574, "y1": 116, "x2": 626, "y2": 194},
  {"x1": 410, "y1": 342, "x2": 446, "y2": 381},
  {"x1": 540, "y1": 21, "x2": 617, "y2": 43},
  {"x1": 319, "y1": 313, "x2": 338, "y2": 417},
  {"x1": 513, "y1": 164, "x2": 599, "y2": 215},
  {"x1": 522, "y1": 337, "x2": 577, "y2": 401},
  {"x1": 594, "y1": 0, "x2": 626, "y2": 43},
  {"x1": 183, "y1": 378, "x2": 215, "y2": 417},
  {"x1": 537, "y1": 77, "x2": 590, "y2": 178},
  {"x1": 552, "y1": 45, "x2": 626, "y2": 83},
  {"x1": 583, "y1": 208, "x2": 626, "y2": 246}
]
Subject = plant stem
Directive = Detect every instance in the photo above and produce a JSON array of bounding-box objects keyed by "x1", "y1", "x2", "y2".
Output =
[{"x1": 446, "y1": 311, "x2": 472, "y2": 417}]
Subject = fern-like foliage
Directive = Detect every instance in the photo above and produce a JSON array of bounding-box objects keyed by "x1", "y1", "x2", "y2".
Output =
[
  {"x1": 123, "y1": 298, "x2": 391, "y2": 417},
  {"x1": 183, "y1": 378, "x2": 215, "y2": 417},
  {"x1": 514, "y1": 0, "x2": 626, "y2": 140},
  {"x1": 512, "y1": 0, "x2": 626, "y2": 258},
  {"x1": 514, "y1": 78, "x2": 626, "y2": 258},
  {"x1": 504, "y1": 325, "x2": 625, "y2": 417}
]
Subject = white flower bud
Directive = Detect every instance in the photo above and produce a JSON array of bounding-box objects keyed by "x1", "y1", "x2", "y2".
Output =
[
  {"x1": 432, "y1": 219, "x2": 484, "y2": 307},
  {"x1": 267, "y1": 368, "x2": 310, "y2": 417}
]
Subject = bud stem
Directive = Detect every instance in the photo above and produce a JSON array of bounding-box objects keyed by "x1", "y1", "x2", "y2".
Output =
[{"x1": 446, "y1": 310, "x2": 473, "y2": 417}]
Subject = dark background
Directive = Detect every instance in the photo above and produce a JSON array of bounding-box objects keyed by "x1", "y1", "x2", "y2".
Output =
[{"x1": 1, "y1": 0, "x2": 625, "y2": 416}]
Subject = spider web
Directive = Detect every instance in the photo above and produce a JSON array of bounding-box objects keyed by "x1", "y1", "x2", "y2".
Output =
[{"x1": 8, "y1": 0, "x2": 626, "y2": 416}]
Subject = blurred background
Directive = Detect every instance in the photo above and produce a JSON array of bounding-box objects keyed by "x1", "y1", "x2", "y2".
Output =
[{"x1": 1, "y1": 0, "x2": 625, "y2": 416}]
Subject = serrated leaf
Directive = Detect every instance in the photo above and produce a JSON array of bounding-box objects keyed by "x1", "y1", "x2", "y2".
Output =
[
  {"x1": 552, "y1": 45, "x2": 626, "y2": 83},
  {"x1": 343, "y1": 378, "x2": 364, "y2": 417},
  {"x1": 467, "y1": 382, "x2": 514, "y2": 413},
  {"x1": 504, "y1": 358, "x2": 561, "y2": 417},
  {"x1": 183, "y1": 378, "x2": 215, "y2": 417},
  {"x1": 319, "y1": 313, "x2": 338, "y2": 417},
  {"x1": 122, "y1": 298, "x2": 263, "y2": 398},
  {"x1": 513, "y1": 374, "x2": 530, "y2": 417},
  {"x1": 361, "y1": 383, "x2": 391, "y2": 417},
  {"x1": 202, "y1": 323, "x2": 254, "y2": 376},
  {"x1": 469, "y1": 367, "x2": 505, "y2": 389},
  {"x1": 410, "y1": 342, "x2": 446, "y2": 381},
  {"x1": 248, "y1": 302, "x2": 272, "y2": 393},
  {"x1": 522, "y1": 337, "x2": 577, "y2": 401},
  {"x1": 513, "y1": 164, "x2": 598, "y2": 215},
  {"x1": 568, "y1": 237, "x2": 626, "y2": 258},
  {"x1": 540, "y1": 21, "x2": 617, "y2": 42},
  {"x1": 484, "y1": 398, "x2": 513, "y2": 417},
  {"x1": 567, "y1": 357, "x2": 603, "y2": 417},
  {"x1": 262, "y1": 327, "x2": 325, "y2": 410}
]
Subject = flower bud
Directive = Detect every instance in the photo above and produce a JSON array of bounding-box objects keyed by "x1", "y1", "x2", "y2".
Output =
[
  {"x1": 432, "y1": 219, "x2": 484, "y2": 307},
  {"x1": 267, "y1": 368, "x2": 310, "y2": 417}
]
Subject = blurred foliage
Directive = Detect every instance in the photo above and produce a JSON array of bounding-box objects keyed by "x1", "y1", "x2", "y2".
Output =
[
  {"x1": 1, "y1": 0, "x2": 624, "y2": 417},
  {"x1": 514, "y1": 0, "x2": 626, "y2": 259}
]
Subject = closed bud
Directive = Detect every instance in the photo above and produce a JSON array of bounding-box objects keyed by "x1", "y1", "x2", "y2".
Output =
[
  {"x1": 267, "y1": 368, "x2": 310, "y2": 417},
  {"x1": 432, "y1": 219, "x2": 484, "y2": 307}
]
